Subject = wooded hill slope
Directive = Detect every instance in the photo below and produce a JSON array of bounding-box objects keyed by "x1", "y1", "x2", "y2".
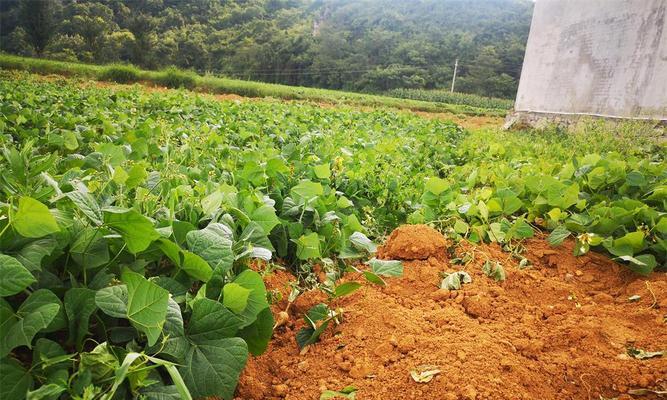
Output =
[{"x1": 0, "y1": 0, "x2": 533, "y2": 98}]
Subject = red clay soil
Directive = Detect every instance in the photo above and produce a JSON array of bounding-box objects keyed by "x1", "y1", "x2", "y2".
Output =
[
  {"x1": 236, "y1": 225, "x2": 667, "y2": 400},
  {"x1": 377, "y1": 224, "x2": 448, "y2": 260}
]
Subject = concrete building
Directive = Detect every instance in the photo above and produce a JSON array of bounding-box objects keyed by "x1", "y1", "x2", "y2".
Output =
[{"x1": 507, "y1": 0, "x2": 667, "y2": 127}]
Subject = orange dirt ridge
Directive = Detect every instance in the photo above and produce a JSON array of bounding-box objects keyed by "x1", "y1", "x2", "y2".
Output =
[{"x1": 236, "y1": 225, "x2": 667, "y2": 400}]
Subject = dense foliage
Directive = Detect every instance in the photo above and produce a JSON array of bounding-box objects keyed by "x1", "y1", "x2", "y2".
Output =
[
  {"x1": 0, "y1": 73, "x2": 665, "y2": 399},
  {"x1": 0, "y1": 54, "x2": 506, "y2": 117},
  {"x1": 387, "y1": 88, "x2": 514, "y2": 111},
  {"x1": 0, "y1": 0, "x2": 533, "y2": 97}
]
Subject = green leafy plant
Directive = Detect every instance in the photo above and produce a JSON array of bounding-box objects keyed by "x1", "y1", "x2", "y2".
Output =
[
  {"x1": 440, "y1": 271, "x2": 472, "y2": 290},
  {"x1": 296, "y1": 303, "x2": 343, "y2": 350},
  {"x1": 98, "y1": 64, "x2": 141, "y2": 84},
  {"x1": 153, "y1": 67, "x2": 197, "y2": 89},
  {"x1": 320, "y1": 386, "x2": 358, "y2": 399},
  {"x1": 0, "y1": 72, "x2": 664, "y2": 398},
  {"x1": 482, "y1": 260, "x2": 506, "y2": 281}
]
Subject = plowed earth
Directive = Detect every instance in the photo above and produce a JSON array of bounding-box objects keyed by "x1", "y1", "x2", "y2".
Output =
[{"x1": 236, "y1": 225, "x2": 667, "y2": 400}]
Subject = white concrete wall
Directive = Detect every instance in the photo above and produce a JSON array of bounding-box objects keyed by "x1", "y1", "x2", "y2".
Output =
[{"x1": 515, "y1": 0, "x2": 667, "y2": 120}]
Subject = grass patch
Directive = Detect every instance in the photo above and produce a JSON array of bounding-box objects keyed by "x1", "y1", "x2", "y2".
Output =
[
  {"x1": 152, "y1": 66, "x2": 197, "y2": 89},
  {"x1": 99, "y1": 64, "x2": 141, "y2": 83}
]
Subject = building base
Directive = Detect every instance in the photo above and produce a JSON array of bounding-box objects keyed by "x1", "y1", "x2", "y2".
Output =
[{"x1": 503, "y1": 111, "x2": 667, "y2": 130}]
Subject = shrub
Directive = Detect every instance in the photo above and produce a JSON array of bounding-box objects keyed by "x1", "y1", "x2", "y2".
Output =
[
  {"x1": 153, "y1": 66, "x2": 197, "y2": 89},
  {"x1": 99, "y1": 64, "x2": 140, "y2": 83}
]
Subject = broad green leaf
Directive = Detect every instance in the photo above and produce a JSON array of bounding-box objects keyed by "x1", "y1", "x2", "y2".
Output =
[
  {"x1": 15, "y1": 238, "x2": 56, "y2": 271},
  {"x1": 349, "y1": 231, "x2": 377, "y2": 253},
  {"x1": 250, "y1": 205, "x2": 280, "y2": 234},
  {"x1": 188, "y1": 298, "x2": 244, "y2": 341},
  {"x1": 186, "y1": 224, "x2": 234, "y2": 272},
  {"x1": 122, "y1": 271, "x2": 169, "y2": 346},
  {"x1": 0, "y1": 254, "x2": 36, "y2": 296},
  {"x1": 140, "y1": 385, "x2": 182, "y2": 400},
  {"x1": 126, "y1": 164, "x2": 148, "y2": 189},
  {"x1": 547, "y1": 207, "x2": 562, "y2": 221},
  {"x1": 511, "y1": 219, "x2": 534, "y2": 239},
  {"x1": 363, "y1": 271, "x2": 386, "y2": 286},
  {"x1": 70, "y1": 228, "x2": 110, "y2": 269},
  {"x1": 291, "y1": 180, "x2": 323, "y2": 200},
  {"x1": 547, "y1": 225, "x2": 570, "y2": 246},
  {"x1": 313, "y1": 164, "x2": 331, "y2": 179},
  {"x1": 478, "y1": 200, "x2": 489, "y2": 221},
  {"x1": 425, "y1": 177, "x2": 448, "y2": 195},
  {"x1": 655, "y1": 217, "x2": 667, "y2": 234},
  {"x1": 297, "y1": 305, "x2": 333, "y2": 349},
  {"x1": 616, "y1": 254, "x2": 656, "y2": 276},
  {"x1": 172, "y1": 221, "x2": 196, "y2": 246},
  {"x1": 237, "y1": 307, "x2": 274, "y2": 356},
  {"x1": 103, "y1": 208, "x2": 160, "y2": 254},
  {"x1": 64, "y1": 288, "x2": 97, "y2": 351},
  {"x1": 482, "y1": 261, "x2": 506, "y2": 281},
  {"x1": 295, "y1": 232, "x2": 321, "y2": 260},
  {"x1": 453, "y1": 219, "x2": 469, "y2": 234},
  {"x1": 31, "y1": 338, "x2": 69, "y2": 382},
  {"x1": 232, "y1": 270, "x2": 270, "y2": 327},
  {"x1": 587, "y1": 167, "x2": 606, "y2": 190},
  {"x1": 0, "y1": 358, "x2": 33, "y2": 400},
  {"x1": 17, "y1": 289, "x2": 66, "y2": 333},
  {"x1": 0, "y1": 298, "x2": 18, "y2": 358},
  {"x1": 112, "y1": 166, "x2": 128, "y2": 185},
  {"x1": 613, "y1": 231, "x2": 645, "y2": 253},
  {"x1": 157, "y1": 239, "x2": 212, "y2": 282},
  {"x1": 337, "y1": 196, "x2": 353, "y2": 209},
  {"x1": 321, "y1": 386, "x2": 357, "y2": 400},
  {"x1": 13, "y1": 197, "x2": 60, "y2": 238},
  {"x1": 157, "y1": 238, "x2": 181, "y2": 266},
  {"x1": 500, "y1": 195, "x2": 522, "y2": 215},
  {"x1": 625, "y1": 171, "x2": 646, "y2": 187},
  {"x1": 27, "y1": 383, "x2": 66, "y2": 400},
  {"x1": 305, "y1": 303, "x2": 331, "y2": 324},
  {"x1": 222, "y1": 283, "x2": 251, "y2": 314},
  {"x1": 158, "y1": 298, "x2": 188, "y2": 360},
  {"x1": 344, "y1": 214, "x2": 364, "y2": 234},
  {"x1": 440, "y1": 271, "x2": 472, "y2": 290},
  {"x1": 180, "y1": 337, "x2": 248, "y2": 400},
  {"x1": 367, "y1": 258, "x2": 403, "y2": 277},
  {"x1": 95, "y1": 143, "x2": 125, "y2": 166},
  {"x1": 1, "y1": 296, "x2": 60, "y2": 357},
  {"x1": 65, "y1": 190, "x2": 103, "y2": 225},
  {"x1": 201, "y1": 191, "x2": 223, "y2": 215},
  {"x1": 95, "y1": 285, "x2": 128, "y2": 318},
  {"x1": 63, "y1": 131, "x2": 78, "y2": 150},
  {"x1": 333, "y1": 282, "x2": 362, "y2": 298},
  {"x1": 181, "y1": 250, "x2": 213, "y2": 282}
]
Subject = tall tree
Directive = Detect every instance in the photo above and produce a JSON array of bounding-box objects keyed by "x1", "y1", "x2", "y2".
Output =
[{"x1": 19, "y1": 0, "x2": 59, "y2": 55}]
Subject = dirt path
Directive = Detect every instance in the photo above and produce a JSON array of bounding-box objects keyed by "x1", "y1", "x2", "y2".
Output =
[{"x1": 238, "y1": 226, "x2": 666, "y2": 400}]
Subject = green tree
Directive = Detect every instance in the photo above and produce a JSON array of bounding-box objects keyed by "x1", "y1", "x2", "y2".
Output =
[{"x1": 19, "y1": 0, "x2": 59, "y2": 55}]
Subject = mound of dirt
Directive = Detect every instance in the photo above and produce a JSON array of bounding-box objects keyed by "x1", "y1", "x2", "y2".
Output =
[
  {"x1": 236, "y1": 238, "x2": 667, "y2": 400},
  {"x1": 377, "y1": 224, "x2": 448, "y2": 260}
]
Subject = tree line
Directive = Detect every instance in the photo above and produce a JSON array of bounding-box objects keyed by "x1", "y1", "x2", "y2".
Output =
[{"x1": 0, "y1": 0, "x2": 533, "y2": 98}]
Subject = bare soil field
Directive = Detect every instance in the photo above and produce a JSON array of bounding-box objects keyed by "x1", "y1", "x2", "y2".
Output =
[{"x1": 237, "y1": 226, "x2": 667, "y2": 400}]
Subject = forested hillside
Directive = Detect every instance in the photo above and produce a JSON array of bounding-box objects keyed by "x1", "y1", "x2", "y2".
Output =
[{"x1": 0, "y1": 0, "x2": 533, "y2": 97}]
